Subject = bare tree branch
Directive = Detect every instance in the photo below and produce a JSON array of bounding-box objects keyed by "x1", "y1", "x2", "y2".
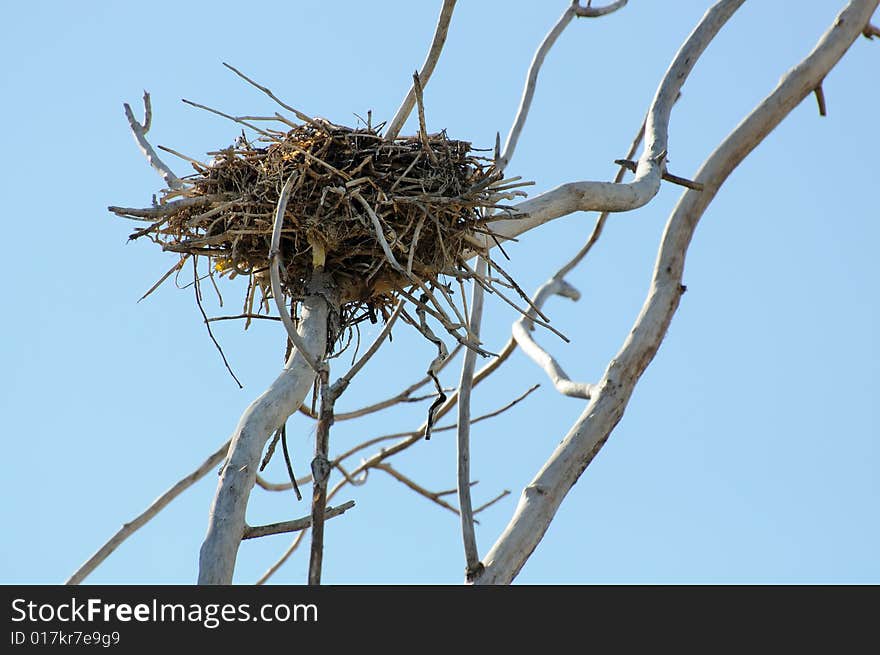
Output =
[
  {"x1": 498, "y1": 1, "x2": 627, "y2": 171},
  {"x1": 456, "y1": 257, "x2": 487, "y2": 578},
  {"x1": 270, "y1": 173, "x2": 323, "y2": 374},
  {"x1": 474, "y1": 0, "x2": 879, "y2": 585},
  {"x1": 512, "y1": 278, "x2": 594, "y2": 400},
  {"x1": 385, "y1": 0, "x2": 457, "y2": 141},
  {"x1": 243, "y1": 501, "x2": 355, "y2": 540},
  {"x1": 67, "y1": 440, "x2": 230, "y2": 585},
  {"x1": 123, "y1": 92, "x2": 185, "y2": 191},
  {"x1": 485, "y1": 0, "x2": 746, "y2": 245},
  {"x1": 198, "y1": 282, "x2": 332, "y2": 585}
]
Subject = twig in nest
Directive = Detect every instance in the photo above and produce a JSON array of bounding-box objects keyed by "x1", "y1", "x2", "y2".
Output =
[{"x1": 412, "y1": 71, "x2": 439, "y2": 165}]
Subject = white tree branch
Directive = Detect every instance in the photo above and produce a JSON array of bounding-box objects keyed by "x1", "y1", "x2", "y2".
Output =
[
  {"x1": 474, "y1": 0, "x2": 879, "y2": 585},
  {"x1": 384, "y1": 0, "x2": 457, "y2": 141},
  {"x1": 123, "y1": 91, "x2": 185, "y2": 191},
  {"x1": 512, "y1": 278, "x2": 594, "y2": 400},
  {"x1": 456, "y1": 257, "x2": 487, "y2": 578},
  {"x1": 270, "y1": 173, "x2": 323, "y2": 374},
  {"x1": 485, "y1": 0, "x2": 746, "y2": 245},
  {"x1": 499, "y1": 1, "x2": 627, "y2": 171},
  {"x1": 198, "y1": 287, "x2": 330, "y2": 584}
]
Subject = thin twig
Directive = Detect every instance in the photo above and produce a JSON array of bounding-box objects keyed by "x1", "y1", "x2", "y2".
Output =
[
  {"x1": 457, "y1": 257, "x2": 486, "y2": 579},
  {"x1": 243, "y1": 501, "x2": 355, "y2": 539},
  {"x1": 412, "y1": 71, "x2": 439, "y2": 165},
  {"x1": 67, "y1": 440, "x2": 230, "y2": 584},
  {"x1": 374, "y1": 463, "x2": 463, "y2": 518},
  {"x1": 614, "y1": 158, "x2": 704, "y2": 190},
  {"x1": 123, "y1": 92, "x2": 185, "y2": 190},
  {"x1": 222, "y1": 62, "x2": 326, "y2": 129},
  {"x1": 332, "y1": 300, "x2": 404, "y2": 396},
  {"x1": 193, "y1": 258, "x2": 243, "y2": 388},
  {"x1": 385, "y1": 0, "x2": 457, "y2": 140},
  {"x1": 473, "y1": 490, "x2": 511, "y2": 514},
  {"x1": 308, "y1": 366, "x2": 334, "y2": 585},
  {"x1": 255, "y1": 531, "x2": 307, "y2": 585}
]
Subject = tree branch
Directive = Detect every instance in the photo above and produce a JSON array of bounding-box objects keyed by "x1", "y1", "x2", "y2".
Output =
[
  {"x1": 198, "y1": 284, "x2": 331, "y2": 584},
  {"x1": 474, "y1": 0, "x2": 879, "y2": 585},
  {"x1": 123, "y1": 91, "x2": 185, "y2": 191},
  {"x1": 385, "y1": 0, "x2": 457, "y2": 141},
  {"x1": 512, "y1": 278, "x2": 594, "y2": 399},
  {"x1": 456, "y1": 257, "x2": 487, "y2": 579},
  {"x1": 243, "y1": 501, "x2": 355, "y2": 540},
  {"x1": 498, "y1": 1, "x2": 627, "y2": 171},
  {"x1": 484, "y1": 0, "x2": 746, "y2": 245}
]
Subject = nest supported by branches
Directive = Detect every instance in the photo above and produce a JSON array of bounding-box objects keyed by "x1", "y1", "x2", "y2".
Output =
[{"x1": 113, "y1": 117, "x2": 536, "y2": 346}]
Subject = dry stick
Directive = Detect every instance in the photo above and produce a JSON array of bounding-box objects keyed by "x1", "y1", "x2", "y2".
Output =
[
  {"x1": 498, "y1": 0, "x2": 628, "y2": 170},
  {"x1": 206, "y1": 314, "x2": 281, "y2": 323},
  {"x1": 180, "y1": 98, "x2": 273, "y2": 137},
  {"x1": 256, "y1": 472, "x2": 312, "y2": 492},
  {"x1": 813, "y1": 82, "x2": 828, "y2": 116},
  {"x1": 67, "y1": 440, "x2": 230, "y2": 585},
  {"x1": 307, "y1": 365, "x2": 334, "y2": 585},
  {"x1": 476, "y1": 0, "x2": 877, "y2": 585},
  {"x1": 456, "y1": 257, "x2": 487, "y2": 579},
  {"x1": 255, "y1": 383, "x2": 536, "y2": 583},
  {"x1": 138, "y1": 256, "x2": 189, "y2": 302},
  {"x1": 123, "y1": 92, "x2": 185, "y2": 191},
  {"x1": 243, "y1": 501, "x2": 355, "y2": 539},
  {"x1": 256, "y1": 531, "x2": 307, "y2": 585},
  {"x1": 270, "y1": 174, "x2": 322, "y2": 374},
  {"x1": 222, "y1": 62, "x2": 326, "y2": 129},
  {"x1": 374, "y1": 464, "x2": 463, "y2": 517},
  {"x1": 412, "y1": 72, "x2": 439, "y2": 165},
  {"x1": 193, "y1": 258, "x2": 243, "y2": 388},
  {"x1": 512, "y1": 279, "x2": 594, "y2": 399},
  {"x1": 385, "y1": 0, "x2": 457, "y2": 140},
  {"x1": 474, "y1": 490, "x2": 511, "y2": 515},
  {"x1": 332, "y1": 300, "x2": 404, "y2": 396}
]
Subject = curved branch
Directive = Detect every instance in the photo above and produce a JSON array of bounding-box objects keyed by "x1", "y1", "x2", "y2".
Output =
[
  {"x1": 512, "y1": 279, "x2": 594, "y2": 399},
  {"x1": 243, "y1": 501, "x2": 355, "y2": 540},
  {"x1": 198, "y1": 286, "x2": 330, "y2": 585},
  {"x1": 499, "y1": 1, "x2": 627, "y2": 171},
  {"x1": 485, "y1": 0, "x2": 745, "y2": 244},
  {"x1": 474, "y1": 0, "x2": 879, "y2": 585},
  {"x1": 385, "y1": 0, "x2": 457, "y2": 141},
  {"x1": 123, "y1": 92, "x2": 185, "y2": 191}
]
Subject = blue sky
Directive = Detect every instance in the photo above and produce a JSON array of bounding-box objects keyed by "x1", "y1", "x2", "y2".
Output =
[{"x1": 1, "y1": 1, "x2": 877, "y2": 584}]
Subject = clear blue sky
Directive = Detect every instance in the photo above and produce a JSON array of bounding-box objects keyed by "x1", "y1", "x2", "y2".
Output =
[{"x1": 1, "y1": 1, "x2": 877, "y2": 584}]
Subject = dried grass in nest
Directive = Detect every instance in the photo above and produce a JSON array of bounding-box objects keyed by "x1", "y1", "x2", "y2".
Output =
[{"x1": 111, "y1": 116, "x2": 536, "y2": 356}]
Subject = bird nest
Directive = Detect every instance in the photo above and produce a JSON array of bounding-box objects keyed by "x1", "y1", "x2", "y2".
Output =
[{"x1": 111, "y1": 116, "x2": 533, "y2": 357}]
